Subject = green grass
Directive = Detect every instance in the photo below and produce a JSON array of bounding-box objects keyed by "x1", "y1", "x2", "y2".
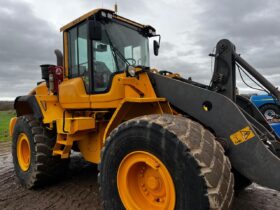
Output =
[{"x1": 0, "y1": 110, "x2": 15, "y2": 141}]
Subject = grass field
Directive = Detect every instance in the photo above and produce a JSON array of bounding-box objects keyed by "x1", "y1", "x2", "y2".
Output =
[{"x1": 0, "y1": 110, "x2": 15, "y2": 141}]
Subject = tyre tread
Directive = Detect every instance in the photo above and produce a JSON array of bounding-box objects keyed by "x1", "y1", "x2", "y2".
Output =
[
  {"x1": 12, "y1": 115, "x2": 68, "y2": 188},
  {"x1": 99, "y1": 114, "x2": 234, "y2": 210}
]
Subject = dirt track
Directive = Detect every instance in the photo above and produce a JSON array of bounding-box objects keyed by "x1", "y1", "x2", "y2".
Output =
[{"x1": 0, "y1": 141, "x2": 280, "y2": 210}]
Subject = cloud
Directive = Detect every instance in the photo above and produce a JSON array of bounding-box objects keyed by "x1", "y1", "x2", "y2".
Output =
[
  {"x1": 187, "y1": 0, "x2": 280, "y2": 86},
  {"x1": 159, "y1": 0, "x2": 280, "y2": 91},
  {"x1": 0, "y1": 0, "x2": 61, "y2": 99}
]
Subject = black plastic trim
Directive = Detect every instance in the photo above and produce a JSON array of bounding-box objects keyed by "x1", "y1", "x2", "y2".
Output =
[{"x1": 14, "y1": 95, "x2": 43, "y2": 120}]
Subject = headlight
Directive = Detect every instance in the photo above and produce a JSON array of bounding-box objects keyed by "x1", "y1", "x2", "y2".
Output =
[
  {"x1": 127, "y1": 66, "x2": 136, "y2": 77},
  {"x1": 107, "y1": 13, "x2": 113, "y2": 19},
  {"x1": 101, "y1": 11, "x2": 106, "y2": 17}
]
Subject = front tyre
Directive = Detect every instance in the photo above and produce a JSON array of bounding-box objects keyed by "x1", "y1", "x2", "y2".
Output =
[{"x1": 99, "y1": 115, "x2": 234, "y2": 210}]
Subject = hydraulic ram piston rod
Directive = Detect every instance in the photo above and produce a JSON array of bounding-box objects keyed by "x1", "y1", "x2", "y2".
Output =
[{"x1": 234, "y1": 53, "x2": 280, "y2": 101}]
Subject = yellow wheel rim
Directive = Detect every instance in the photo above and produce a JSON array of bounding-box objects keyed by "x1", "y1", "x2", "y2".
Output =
[
  {"x1": 17, "y1": 133, "x2": 31, "y2": 171},
  {"x1": 117, "y1": 151, "x2": 176, "y2": 210}
]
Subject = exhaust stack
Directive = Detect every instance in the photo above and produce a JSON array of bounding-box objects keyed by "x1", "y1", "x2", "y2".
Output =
[{"x1": 54, "y1": 49, "x2": 63, "y2": 66}]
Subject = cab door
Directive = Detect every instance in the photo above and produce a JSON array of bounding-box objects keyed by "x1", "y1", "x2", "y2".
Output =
[
  {"x1": 89, "y1": 23, "x2": 125, "y2": 109},
  {"x1": 59, "y1": 21, "x2": 90, "y2": 109}
]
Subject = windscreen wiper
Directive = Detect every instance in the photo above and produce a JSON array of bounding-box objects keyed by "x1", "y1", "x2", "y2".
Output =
[{"x1": 104, "y1": 30, "x2": 132, "y2": 70}]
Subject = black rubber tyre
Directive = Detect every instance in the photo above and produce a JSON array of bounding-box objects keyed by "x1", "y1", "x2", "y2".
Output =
[
  {"x1": 12, "y1": 115, "x2": 69, "y2": 189},
  {"x1": 99, "y1": 114, "x2": 234, "y2": 210},
  {"x1": 259, "y1": 104, "x2": 280, "y2": 119}
]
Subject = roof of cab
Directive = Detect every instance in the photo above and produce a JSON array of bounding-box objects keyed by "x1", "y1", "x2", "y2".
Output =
[{"x1": 60, "y1": 8, "x2": 153, "y2": 32}]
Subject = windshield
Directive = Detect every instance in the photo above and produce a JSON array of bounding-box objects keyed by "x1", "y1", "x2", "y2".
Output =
[
  {"x1": 92, "y1": 20, "x2": 150, "y2": 92},
  {"x1": 106, "y1": 21, "x2": 150, "y2": 68},
  {"x1": 93, "y1": 20, "x2": 150, "y2": 73}
]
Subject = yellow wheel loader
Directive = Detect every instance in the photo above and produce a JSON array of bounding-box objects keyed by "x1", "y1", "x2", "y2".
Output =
[{"x1": 10, "y1": 9, "x2": 280, "y2": 210}]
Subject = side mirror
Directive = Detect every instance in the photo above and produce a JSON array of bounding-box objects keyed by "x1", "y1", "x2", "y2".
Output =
[
  {"x1": 89, "y1": 20, "x2": 102, "y2": 41},
  {"x1": 153, "y1": 40, "x2": 160, "y2": 56}
]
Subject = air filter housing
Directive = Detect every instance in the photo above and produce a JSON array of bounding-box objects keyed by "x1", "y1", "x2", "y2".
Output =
[{"x1": 40, "y1": 64, "x2": 54, "y2": 81}]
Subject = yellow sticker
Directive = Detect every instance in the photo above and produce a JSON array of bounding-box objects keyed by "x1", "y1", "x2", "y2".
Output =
[{"x1": 230, "y1": 126, "x2": 255, "y2": 145}]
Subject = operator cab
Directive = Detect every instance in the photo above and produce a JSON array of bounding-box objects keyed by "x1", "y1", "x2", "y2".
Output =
[{"x1": 61, "y1": 9, "x2": 158, "y2": 94}]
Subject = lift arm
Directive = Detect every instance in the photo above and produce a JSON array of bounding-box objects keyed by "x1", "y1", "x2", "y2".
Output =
[
  {"x1": 234, "y1": 53, "x2": 280, "y2": 101},
  {"x1": 149, "y1": 71, "x2": 280, "y2": 191},
  {"x1": 210, "y1": 39, "x2": 280, "y2": 101},
  {"x1": 148, "y1": 39, "x2": 280, "y2": 191}
]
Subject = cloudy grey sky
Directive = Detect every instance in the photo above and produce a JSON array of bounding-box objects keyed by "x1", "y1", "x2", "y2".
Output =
[{"x1": 0, "y1": 0, "x2": 280, "y2": 100}]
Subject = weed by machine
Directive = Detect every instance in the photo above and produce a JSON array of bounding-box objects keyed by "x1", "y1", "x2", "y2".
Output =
[{"x1": 9, "y1": 8, "x2": 280, "y2": 210}]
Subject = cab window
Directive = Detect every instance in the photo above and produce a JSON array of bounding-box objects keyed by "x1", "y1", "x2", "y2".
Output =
[
  {"x1": 68, "y1": 22, "x2": 89, "y2": 90},
  {"x1": 93, "y1": 39, "x2": 117, "y2": 92}
]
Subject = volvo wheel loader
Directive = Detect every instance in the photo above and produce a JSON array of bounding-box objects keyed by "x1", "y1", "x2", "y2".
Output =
[{"x1": 9, "y1": 8, "x2": 280, "y2": 210}]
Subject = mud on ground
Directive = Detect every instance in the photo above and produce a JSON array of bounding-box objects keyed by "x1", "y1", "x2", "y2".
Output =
[{"x1": 0, "y1": 141, "x2": 279, "y2": 210}]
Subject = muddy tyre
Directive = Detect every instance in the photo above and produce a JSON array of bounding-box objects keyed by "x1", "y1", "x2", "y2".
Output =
[
  {"x1": 99, "y1": 115, "x2": 234, "y2": 210},
  {"x1": 12, "y1": 115, "x2": 68, "y2": 188}
]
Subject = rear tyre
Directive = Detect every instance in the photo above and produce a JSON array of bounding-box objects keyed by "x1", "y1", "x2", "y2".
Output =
[
  {"x1": 12, "y1": 115, "x2": 68, "y2": 188},
  {"x1": 259, "y1": 104, "x2": 280, "y2": 120},
  {"x1": 99, "y1": 115, "x2": 234, "y2": 210}
]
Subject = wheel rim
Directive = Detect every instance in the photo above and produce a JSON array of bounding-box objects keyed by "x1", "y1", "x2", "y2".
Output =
[
  {"x1": 117, "y1": 151, "x2": 175, "y2": 210},
  {"x1": 17, "y1": 133, "x2": 31, "y2": 171},
  {"x1": 264, "y1": 109, "x2": 275, "y2": 120}
]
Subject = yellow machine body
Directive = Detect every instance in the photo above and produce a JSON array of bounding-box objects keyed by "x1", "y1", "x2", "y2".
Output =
[
  {"x1": 28, "y1": 72, "x2": 172, "y2": 162},
  {"x1": 7, "y1": 9, "x2": 174, "y2": 163},
  {"x1": 9, "y1": 6, "x2": 174, "y2": 163},
  {"x1": 9, "y1": 8, "x2": 172, "y2": 164}
]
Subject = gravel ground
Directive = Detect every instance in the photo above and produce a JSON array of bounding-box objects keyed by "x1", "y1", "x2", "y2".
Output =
[{"x1": 0, "y1": 141, "x2": 279, "y2": 210}]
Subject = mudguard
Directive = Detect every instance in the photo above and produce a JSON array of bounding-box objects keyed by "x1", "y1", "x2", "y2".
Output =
[
  {"x1": 14, "y1": 95, "x2": 43, "y2": 120},
  {"x1": 251, "y1": 94, "x2": 279, "y2": 108}
]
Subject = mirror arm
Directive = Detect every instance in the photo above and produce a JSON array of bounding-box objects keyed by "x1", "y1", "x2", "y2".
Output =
[{"x1": 153, "y1": 34, "x2": 161, "y2": 47}]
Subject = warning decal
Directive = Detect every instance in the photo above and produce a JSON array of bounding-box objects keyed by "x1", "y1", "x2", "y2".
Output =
[{"x1": 230, "y1": 126, "x2": 255, "y2": 145}]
